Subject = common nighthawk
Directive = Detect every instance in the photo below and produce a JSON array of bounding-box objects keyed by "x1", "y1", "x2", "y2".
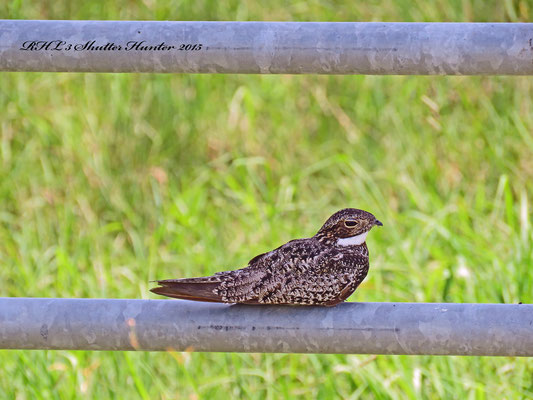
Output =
[{"x1": 151, "y1": 208, "x2": 382, "y2": 306}]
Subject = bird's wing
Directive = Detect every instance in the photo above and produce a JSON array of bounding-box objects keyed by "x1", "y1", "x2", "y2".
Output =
[
  {"x1": 248, "y1": 246, "x2": 370, "y2": 305},
  {"x1": 150, "y1": 253, "x2": 272, "y2": 303},
  {"x1": 152, "y1": 239, "x2": 311, "y2": 303}
]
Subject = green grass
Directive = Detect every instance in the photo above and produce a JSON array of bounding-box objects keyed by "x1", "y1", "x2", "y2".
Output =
[{"x1": 1, "y1": 1, "x2": 533, "y2": 398}]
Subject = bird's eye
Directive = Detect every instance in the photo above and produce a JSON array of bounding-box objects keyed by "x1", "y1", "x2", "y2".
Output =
[{"x1": 344, "y1": 220, "x2": 358, "y2": 227}]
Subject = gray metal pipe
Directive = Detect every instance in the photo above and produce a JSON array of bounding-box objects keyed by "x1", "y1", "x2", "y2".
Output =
[
  {"x1": 1, "y1": 21, "x2": 533, "y2": 74},
  {"x1": 0, "y1": 298, "x2": 532, "y2": 355}
]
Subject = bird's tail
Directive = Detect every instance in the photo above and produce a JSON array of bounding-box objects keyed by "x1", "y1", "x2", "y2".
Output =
[{"x1": 150, "y1": 277, "x2": 224, "y2": 303}]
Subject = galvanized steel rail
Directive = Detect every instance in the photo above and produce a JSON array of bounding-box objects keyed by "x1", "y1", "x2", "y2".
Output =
[
  {"x1": 0, "y1": 298, "x2": 532, "y2": 355},
  {"x1": 1, "y1": 21, "x2": 533, "y2": 74}
]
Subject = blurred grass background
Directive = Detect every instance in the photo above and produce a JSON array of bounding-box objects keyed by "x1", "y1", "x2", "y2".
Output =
[{"x1": 1, "y1": 0, "x2": 533, "y2": 398}]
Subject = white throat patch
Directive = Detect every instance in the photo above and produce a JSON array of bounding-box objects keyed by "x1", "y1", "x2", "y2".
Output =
[{"x1": 337, "y1": 231, "x2": 368, "y2": 246}]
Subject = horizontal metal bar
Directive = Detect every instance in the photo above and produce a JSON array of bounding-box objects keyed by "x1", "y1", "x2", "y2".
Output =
[
  {"x1": 0, "y1": 298, "x2": 532, "y2": 355},
  {"x1": 0, "y1": 21, "x2": 532, "y2": 74}
]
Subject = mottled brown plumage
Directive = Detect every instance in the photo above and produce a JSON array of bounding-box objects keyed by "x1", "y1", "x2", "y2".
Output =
[{"x1": 151, "y1": 208, "x2": 382, "y2": 306}]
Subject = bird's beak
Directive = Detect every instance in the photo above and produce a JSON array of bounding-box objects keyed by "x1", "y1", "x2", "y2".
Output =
[{"x1": 375, "y1": 220, "x2": 383, "y2": 226}]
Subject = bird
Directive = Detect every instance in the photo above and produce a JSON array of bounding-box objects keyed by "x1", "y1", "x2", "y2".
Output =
[{"x1": 151, "y1": 208, "x2": 382, "y2": 306}]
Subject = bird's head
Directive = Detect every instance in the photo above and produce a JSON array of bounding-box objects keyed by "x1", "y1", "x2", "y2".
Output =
[{"x1": 315, "y1": 208, "x2": 382, "y2": 246}]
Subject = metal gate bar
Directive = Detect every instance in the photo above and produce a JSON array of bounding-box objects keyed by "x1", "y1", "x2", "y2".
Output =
[
  {"x1": 1, "y1": 21, "x2": 532, "y2": 74},
  {"x1": 1, "y1": 298, "x2": 532, "y2": 355}
]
